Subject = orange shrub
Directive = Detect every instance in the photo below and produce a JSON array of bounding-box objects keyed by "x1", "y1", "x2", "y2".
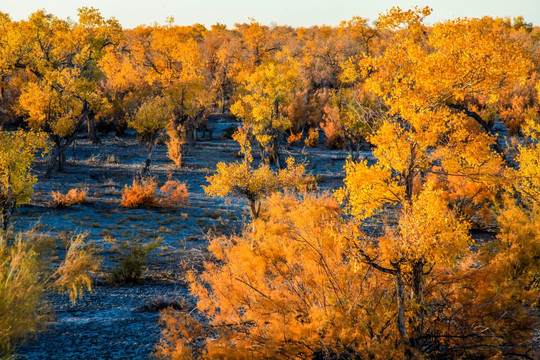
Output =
[
  {"x1": 166, "y1": 121, "x2": 186, "y2": 167},
  {"x1": 321, "y1": 105, "x2": 346, "y2": 149},
  {"x1": 159, "y1": 180, "x2": 189, "y2": 208},
  {"x1": 51, "y1": 188, "x2": 88, "y2": 208},
  {"x1": 121, "y1": 177, "x2": 188, "y2": 209},
  {"x1": 120, "y1": 178, "x2": 158, "y2": 209},
  {"x1": 286, "y1": 130, "x2": 302, "y2": 144}
]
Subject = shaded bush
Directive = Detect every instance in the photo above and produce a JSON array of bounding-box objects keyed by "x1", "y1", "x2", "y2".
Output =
[{"x1": 109, "y1": 237, "x2": 162, "y2": 284}]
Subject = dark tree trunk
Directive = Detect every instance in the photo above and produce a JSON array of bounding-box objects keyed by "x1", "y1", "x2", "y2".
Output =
[
  {"x1": 410, "y1": 260, "x2": 425, "y2": 348},
  {"x1": 45, "y1": 134, "x2": 77, "y2": 177},
  {"x1": 142, "y1": 141, "x2": 156, "y2": 175},
  {"x1": 83, "y1": 101, "x2": 100, "y2": 144},
  {"x1": 394, "y1": 264, "x2": 407, "y2": 339},
  {"x1": 448, "y1": 103, "x2": 513, "y2": 166}
]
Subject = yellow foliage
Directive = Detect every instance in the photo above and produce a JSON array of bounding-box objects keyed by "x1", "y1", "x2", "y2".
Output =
[
  {"x1": 0, "y1": 130, "x2": 50, "y2": 231},
  {"x1": 0, "y1": 235, "x2": 48, "y2": 355},
  {"x1": 231, "y1": 58, "x2": 299, "y2": 156},
  {"x1": 53, "y1": 232, "x2": 100, "y2": 304},
  {"x1": 513, "y1": 142, "x2": 540, "y2": 207},
  {"x1": 1, "y1": 231, "x2": 100, "y2": 355},
  {"x1": 383, "y1": 184, "x2": 471, "y2": 267},
  {"x1": 304, "y1": 128, "x2": 319, "y2": 147},
  {"x1": 204, "y1": 157, "x2": 314, "y2": 218},
  {"x1": 335, "y1": 159, "x2": 404, "y2": 220},
  {"x1": 129, "y1": 95, "x2": 174, "y2": 141}
]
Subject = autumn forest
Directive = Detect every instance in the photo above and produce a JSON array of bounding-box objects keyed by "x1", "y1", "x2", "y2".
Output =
[{"x1": 0, "y1": 5, "x2": 539, "y2": 359}]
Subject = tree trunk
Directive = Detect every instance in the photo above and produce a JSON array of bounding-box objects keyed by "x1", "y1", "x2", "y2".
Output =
[
  {"x1": 405, "y1": 143, "x2": 416, "y2": 202},
  {"x1": 272, "y1": 132, "x2": 282, "y2": 169},
  {"x1": 45, "y1": 135, "x2": 77, "y2": 177},
  {"x1": 411, "y1": 260, "x2": 425, "y2": 348},
  {"x1": 394, "y1": 264, "x2": 407, "y2": 339},
  {"x1": 82, "y1": 101, "x2": 100, "y2": 144},
  {"x1": 87, "y1": 115, "x2": 100, "y2": 144},
  {"x1": 142, "y1": 141, "x2": 156, "y2": 175},
  {"x1": 58, "y1": 150, "x2": 64, "y2": 171}
]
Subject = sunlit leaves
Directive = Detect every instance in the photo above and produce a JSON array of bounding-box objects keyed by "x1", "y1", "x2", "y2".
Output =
[{"x1": 0, "y1": 131, "x2": 50, "y2": 230}]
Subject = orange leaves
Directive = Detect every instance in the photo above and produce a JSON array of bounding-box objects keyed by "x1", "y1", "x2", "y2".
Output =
[
  {"x1": 51, "y1": 188, "x2": 88, "y2": 208},
  {"x1": 120, "y1": 178, "x2": 158, "y2": 209},
  {"x1": 159, "y1": 180, "x2": 189, "y2": 208},
  {"x1": 120, "y1": 177, "x2": 188, "y2": 209},
  {"x1": 165, "y1": 121, "x2": 187, "y2": 167},
  {"x1": 162, "y1": 193, "x2": 388, "y2": 359}
]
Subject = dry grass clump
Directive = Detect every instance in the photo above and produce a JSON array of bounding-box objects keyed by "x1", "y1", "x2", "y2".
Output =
[
  {"x1": 0, "y1": 235, "x2": 48, "y2": 355},
  {"x1": 121, "y1": 177, "x2": 188, "y2": 209},
  {"x1": 51, "y1": 188, "x2": 88, "y2": 208},
  {"x1": 1, "y1": 231, "x2": 99, "y2": 355}
]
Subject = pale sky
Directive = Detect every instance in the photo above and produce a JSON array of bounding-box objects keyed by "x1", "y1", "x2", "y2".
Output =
[{"x1": 2, "y1": 0, "x2": 539, "y2": 28}]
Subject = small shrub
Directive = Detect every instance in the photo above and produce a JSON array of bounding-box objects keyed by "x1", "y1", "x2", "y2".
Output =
[
  {"x1": 52, "y1": 233, "x2": 101, "y2": 304},
  {"x1": 0, "y1": 235, "x2": 48, "y2": 355},
  {"x1": 120, "y1": 178, "x2": 159, "y2": 209},
  {"x1": 159, "y1": 180, "x2": 189, "y2": 208},
  {"x1": 51, "y1": 188, "x2": 88, "y2": 208},
  {"x1": 0, "y1": 231, "x2": 98, "y2": 355},
  {"x1": 121, "y1": 177, "x2": 188, "y2": 209},
  {"x1": 109, "y1": 237, "x2": 162, "y2": 284},
  {"x1": 105, "y1": 154, "x2": 118, "y2": 164},
  {"x1": 304, "y1": 128, "x2": 319, "y2": 147},
  {"x1": 286, "y1": 130, "x2": 303, "y2": 144}
]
